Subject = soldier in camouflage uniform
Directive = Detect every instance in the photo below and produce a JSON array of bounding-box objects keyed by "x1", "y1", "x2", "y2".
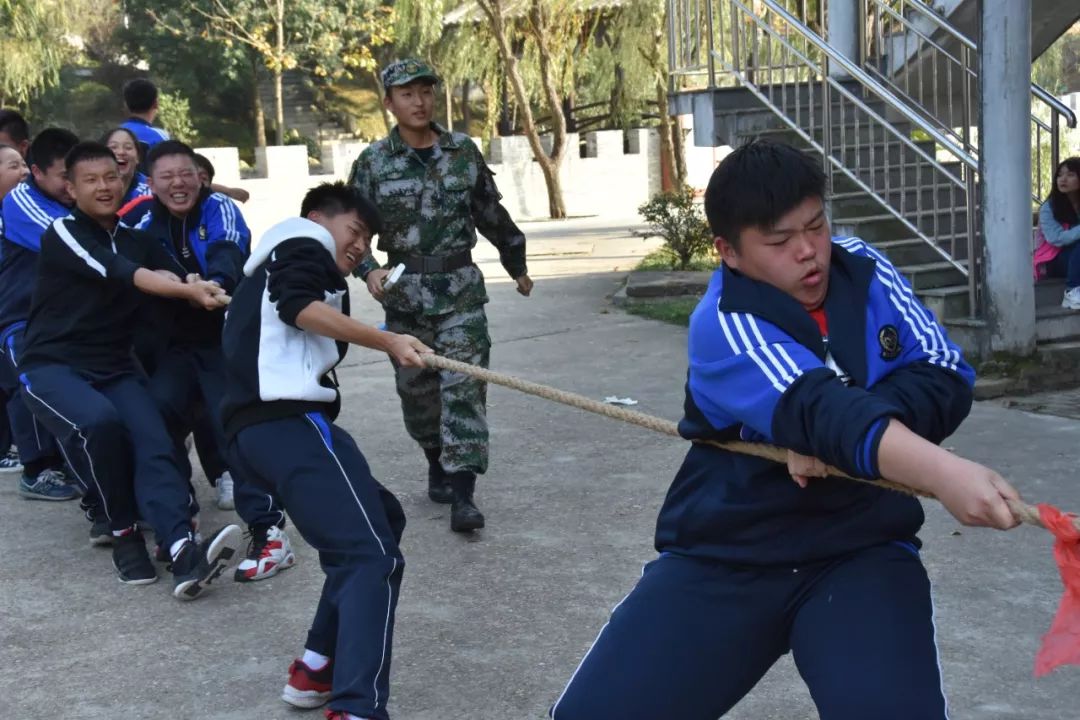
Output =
[{"x1": 349, "y1": 59, "x2": 531, "y2": 533}]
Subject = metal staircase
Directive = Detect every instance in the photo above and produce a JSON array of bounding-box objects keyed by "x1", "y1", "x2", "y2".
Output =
[{"x1": 667, "y1": 0, "x2": 1077, "y2": 355}]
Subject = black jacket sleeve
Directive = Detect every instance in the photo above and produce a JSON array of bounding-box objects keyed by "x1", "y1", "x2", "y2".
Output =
[
  {"x1": 867, "y1": 362, "x2": 973, "y2": 445},
  {"x1": 772, "y1": 367, "x2": 902, "y2": 479},
  {"x1": 266, "y1": 237, "x2": 346, "y2": 328}
]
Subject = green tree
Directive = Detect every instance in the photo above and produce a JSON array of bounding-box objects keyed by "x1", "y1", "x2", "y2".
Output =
[
  {"x1": 477, "y1": 0, "x2": 585, "y2": 218},
  {"x1": 143, "y1": 0, "x2": 391, "y2": 145},
  {"x1": 0, "y1": 0, "x2": 73, "y2": 105}
]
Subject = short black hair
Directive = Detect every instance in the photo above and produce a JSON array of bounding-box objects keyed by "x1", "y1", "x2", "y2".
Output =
[
  {"x1": 301, "y1": 182, "x2": 383, "y2": 235},
  {"x1": 0, "y1": 109, "x2": 30, "y2": 144},
  {"x1": 123, "y1": 78, "x2": 159, "y2": 114},
  {"x1": 704, "y1": 139, "x2": 827, "y2": 247},
  {"x1": 65, "y1": 141, "x2": 118, "y2": 176},
  {"x1": 146, "y1": 139, "x2": 197, "y2": 173},
  {"x1": 29, "y1": 128, "x2": 80, "y2": 172},
  {"x1": 193, "y1": 153, "x2": 215, "y2": 182}
]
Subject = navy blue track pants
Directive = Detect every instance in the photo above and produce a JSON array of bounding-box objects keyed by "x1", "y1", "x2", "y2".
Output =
[
  {"x1": 229, "y1": 413, "x2": 405, "y2": 720},
  {"x1": 0, "y1": 326, "x2": 60, "y2": 468},
  {"x1": 150, "y1": 345, "x2": 284, "y2": 529},
  {"x1": 551, "y1": 542, "x2": 949, "y2": 720},
  {"x1": 20, "y1": 365, "x2": 193, "y2": 546}
]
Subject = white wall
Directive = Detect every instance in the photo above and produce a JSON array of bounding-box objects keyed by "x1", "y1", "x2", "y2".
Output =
[{"x1": 197, "y1": 128, "x2": 689, "y2": 240}]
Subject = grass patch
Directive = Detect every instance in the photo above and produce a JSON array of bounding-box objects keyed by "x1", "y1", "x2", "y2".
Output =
[
  {"x1": 633, "y1": 249, "x2": 718, "y2": 272},
  {"x1": 625, "y1": 296, "x2": 701, "y2": 326}
]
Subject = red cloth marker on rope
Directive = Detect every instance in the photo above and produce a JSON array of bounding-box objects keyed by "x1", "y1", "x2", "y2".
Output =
[{"x1": 1034, "y1": 504, "x2": 1080, "y2": 677}]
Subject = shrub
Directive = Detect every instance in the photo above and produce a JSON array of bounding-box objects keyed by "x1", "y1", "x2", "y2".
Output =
[{"x1": 637, "y1": 185, "x2": 714, "y2": 271}]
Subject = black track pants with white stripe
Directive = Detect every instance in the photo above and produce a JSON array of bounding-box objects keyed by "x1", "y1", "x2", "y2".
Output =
[{"x1": 229, "y1": 412, "x2": 405, "y2": 720}]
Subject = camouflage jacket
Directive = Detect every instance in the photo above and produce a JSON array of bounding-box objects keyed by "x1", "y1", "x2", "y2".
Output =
[{"x1": 348, "y1": 123, "x2": 527, "y2": 316}]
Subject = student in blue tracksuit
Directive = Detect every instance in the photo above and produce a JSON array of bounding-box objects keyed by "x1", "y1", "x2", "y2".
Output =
[
  {"x1": 120, "y1": 78, "x2": 170, "y2": 164},
  {"x1": 19, "y1": 141, "x2": 240, "y2": 595},
  {"x1": 222, "y1": 182, "x2": 428, "y2": 719},
  {"x1": 0, "y1": 140, "x2": 29, "y2": 472},
  {"x1": 550, "y1": 141, "x2": 1022, "y2": 720},
  {"x1": 137, "y1": 140, "x2": 294, "y2": 583},
  {"x1": 0, "y1": 128, "x2": 79, "y2": 501}
]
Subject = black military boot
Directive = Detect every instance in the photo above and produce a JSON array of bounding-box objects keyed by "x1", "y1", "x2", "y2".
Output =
[
  {"x1": 448, "y1": 471, "x2": 485, "y2": 532},
  {"x1": 424, "y1": 447, "x2": 454, "y2": 504}
]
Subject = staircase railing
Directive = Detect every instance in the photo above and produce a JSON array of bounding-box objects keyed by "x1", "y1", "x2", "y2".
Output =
[
  {"x1": 668, "y1": 0, "x2": 980, "y2": 313},
  {"x1": 861, "y1": 0, "x2": 1077, "y2": 205}
]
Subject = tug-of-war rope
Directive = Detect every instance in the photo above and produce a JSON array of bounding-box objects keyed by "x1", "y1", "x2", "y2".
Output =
[{"x1": 422, "y1": 354, "x2": 1080, "y2": 675}]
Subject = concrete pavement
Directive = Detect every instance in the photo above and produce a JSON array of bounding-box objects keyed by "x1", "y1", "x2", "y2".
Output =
[{"x1": 1, "y1": 215, "x2": 1077, "y2": 719}]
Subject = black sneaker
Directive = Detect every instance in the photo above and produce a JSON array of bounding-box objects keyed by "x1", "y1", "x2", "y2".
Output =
[
  {"x1": 112, "y1": 531, "x2": 157, "y2": 585},
  {"x1": 89, "y1": 517, "x2": 113, "y2": 547},
  {"x1": 171, "y1": 524, "x2": 241, "y2": 601}
]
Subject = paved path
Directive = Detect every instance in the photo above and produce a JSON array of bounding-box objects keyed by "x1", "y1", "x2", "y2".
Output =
[{"x1": 2, "y1": 215, "x2": 1077, "y2": 718}]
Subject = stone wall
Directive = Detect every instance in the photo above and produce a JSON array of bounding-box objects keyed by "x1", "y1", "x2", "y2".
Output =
[{"x1": 198, "y1": 125, "x2": 724, "y2": 241}]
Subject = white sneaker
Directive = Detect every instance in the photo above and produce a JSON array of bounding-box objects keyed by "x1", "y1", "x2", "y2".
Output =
[
  {"x1": 0, "y1": 446, "x2": 22, "y2": 473},
  {"x1": 1062, "y1": 287, "x2": 1080, "y2": 310},
  {"x1": 234, "y1": 525, "x2": 296, "y2": 582},
  {"x1": 215, "y1": 471, "x2": 235, "y2": 510}
]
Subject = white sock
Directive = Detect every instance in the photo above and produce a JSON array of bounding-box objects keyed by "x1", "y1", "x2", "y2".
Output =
[
  {"x1": 169, "y1": 538, "x2": 189, "y2": 561},
  {"x1": 302, "y1": 649, "x2": 330, "y2": 670}
]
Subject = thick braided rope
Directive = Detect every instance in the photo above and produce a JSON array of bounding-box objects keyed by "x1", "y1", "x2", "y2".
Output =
[{"x1": 424, "y1": 354, "x2": 1065, "y2": 533}]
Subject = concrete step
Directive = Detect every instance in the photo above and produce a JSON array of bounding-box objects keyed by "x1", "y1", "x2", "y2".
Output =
[
  {"x1": 831, "y1": 187, "x2": 969, "y2": 217},
  {"x1": 1035, "y1": 278, "x2": 1066, "y2": 307},
  {"x1": 917, "y1": 284, "x2": 971, "y2": 320},
  {"x1": 833, "y1": 213, "x2": 970, "y2": 253},
  {"x1": 898, "y1": 259, "x2": 968, "y2": 290},
  {"x1": 871, "y1": 237, "x2": 946, "y2": 266},
  {"x1": 1035, "y1": 305, "x2": 1080, "y2": 342}
]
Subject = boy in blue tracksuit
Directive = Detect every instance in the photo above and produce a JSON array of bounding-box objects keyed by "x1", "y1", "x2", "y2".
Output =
[
  {"x1": 550, "y1": 140, "x2": 1022, "y2": 720},
  {"x1": 0, "y1": 128, "x2": 78, "y2": 501},
  {"x1": 137, "y1": 140, "x2": 293, "y2": 582}
]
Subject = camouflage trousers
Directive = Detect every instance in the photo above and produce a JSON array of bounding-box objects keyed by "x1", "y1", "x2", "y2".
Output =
[{"x1": 384, "y1": 305, "x2": 491, "y2": 475}]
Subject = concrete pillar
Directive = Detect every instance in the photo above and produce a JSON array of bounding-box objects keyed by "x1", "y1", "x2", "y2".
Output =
[
  {"x1": 826, "y1": 0, "x2": 859, "y2": 78},
  {"x1": 980, "y1": 0, "x2": 1035, "y2": 354}
]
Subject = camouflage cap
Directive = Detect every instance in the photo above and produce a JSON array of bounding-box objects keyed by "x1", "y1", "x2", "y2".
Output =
[{"x1": 381, "y1": 58, "x2": 441, "y2": 89}]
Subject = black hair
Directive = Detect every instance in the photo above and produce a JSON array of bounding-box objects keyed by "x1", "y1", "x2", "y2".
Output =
[
  {"x1": 301, "y1": 181, "x2": 383, "y2": 235},
  {"x1": 193, "y1": 153, "x2": 215, "y2": 182},
  {"x1": 101, "y1": 126, "x2": 143, "y2": 163},
  {"x1": 29, "y1": 128, "x2": 80, "y2": 172},
  {"x1": 123, "y1": 78, "x2": 159, "y2": 114},
  {"x1": 0, "y1": 109, "x2": 30, "y2": 144},
  {"x1": 64, "y1": 141, "x2": 118, "y2": 176},
  {"x1": 704, "y1": 139, "x2": 827, "y2": 248},
  {"x1": 145, "y1": 139, "x2": 197, "y2": 173},
  {"x1": 1047, "y1": 157, "x2": 1080, "y2": 228}
]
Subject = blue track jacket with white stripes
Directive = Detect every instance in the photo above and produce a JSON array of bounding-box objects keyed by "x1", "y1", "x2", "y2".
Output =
[
  {"x1": 0, "y1": 179, "x2": 72, "y2": 335},
  {"x1": 135, "y1": 187, "x2": 248, "y2": 349},
  {"x1": 656, "y1": 237, "x2": 975, "y2": 565}
]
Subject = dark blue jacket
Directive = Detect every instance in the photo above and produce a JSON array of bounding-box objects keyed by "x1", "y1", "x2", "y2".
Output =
[
  {"x1": 136, "y1": 188, "x2": 249, "y2": 348},
  {"x1": 0, "y1": 179, "x2": 72, "y2": 335},
  {"x1": 656, "y1": 237, "x2": 975, "y2": 565}
]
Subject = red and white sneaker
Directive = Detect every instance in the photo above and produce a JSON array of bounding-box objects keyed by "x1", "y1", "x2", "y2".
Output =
[
  {"x1": 282, "y1": 657, "x2": 332, "y2": 709},
  {"x1": 234, "y1": 525, "x2": 295, "y2": 582}
]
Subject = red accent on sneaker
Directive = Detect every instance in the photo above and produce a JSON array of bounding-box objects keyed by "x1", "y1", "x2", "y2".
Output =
[
  {"x1": 282, "y1": 657, "x2": 333, "y2": 709},
  {"x1": 288, "y1": 658, "x2": 333, "y2": 691}
]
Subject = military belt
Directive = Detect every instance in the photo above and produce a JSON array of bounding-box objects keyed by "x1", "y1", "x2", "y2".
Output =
[{"x1": 389, "y1": 250, "x2": 474, "y2": 274}]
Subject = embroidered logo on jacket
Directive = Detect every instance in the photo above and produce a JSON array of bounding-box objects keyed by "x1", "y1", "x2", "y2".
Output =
[{"x1": 878, "y1": 324, "x2": 901, "y2": 360}]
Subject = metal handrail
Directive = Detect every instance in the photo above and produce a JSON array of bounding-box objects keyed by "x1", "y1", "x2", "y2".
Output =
[
  {"x1": 863, "y1": 0, "x2": 1075, "y2": 202},
  {"x1": 770, "y1": 2, "x2": 977, "y2": 171},
  {"x1": 872, "y1": 0, "x2": 1076, "y2": 128},
  {"x1": 668, "y1": 0, "x2": 982, "y2": 312}
]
